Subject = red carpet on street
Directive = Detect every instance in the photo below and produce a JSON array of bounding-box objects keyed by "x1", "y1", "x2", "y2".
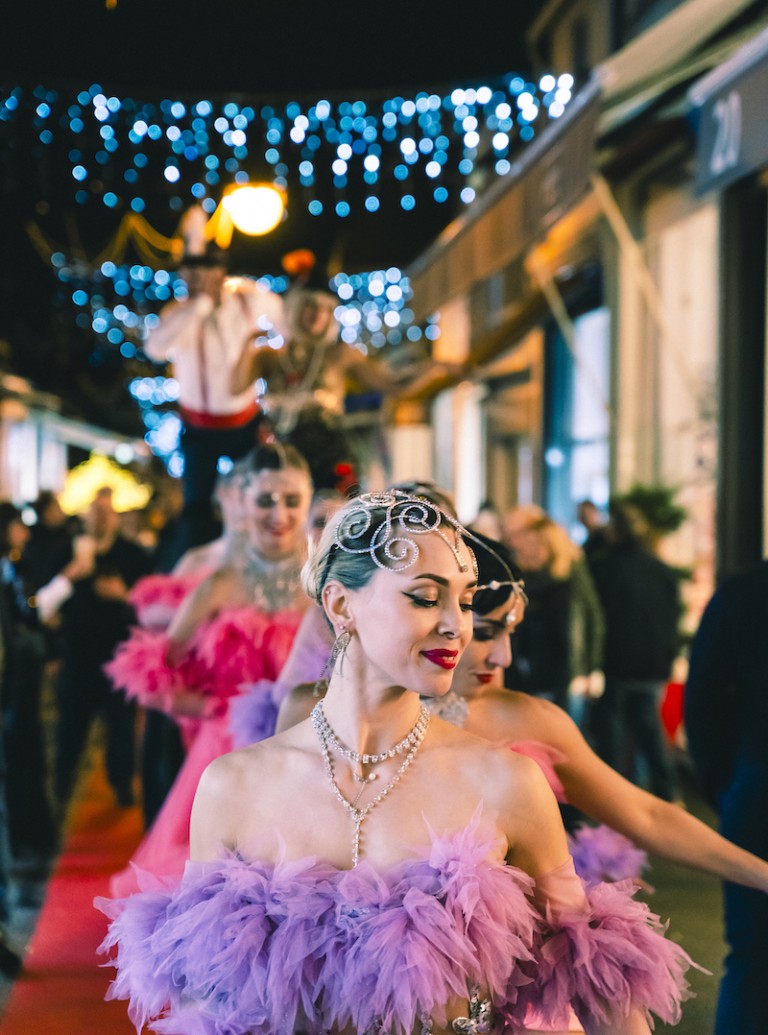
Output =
[{"x1": 1, "y1": 766, "x2": 143, "y2": 1035}]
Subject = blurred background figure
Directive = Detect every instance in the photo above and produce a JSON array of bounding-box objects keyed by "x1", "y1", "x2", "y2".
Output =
[
  {"x1": 0, "y1": 597, "x2": 23, "y2": 979},
  {"x1": 38, "y1": 487, "x2": 152, "y2": 816},
  {"x1": 470, "y1": 498, "x2": 505, "y2": 541},
  {"x1": 143, "y1": 244, "x2": 281, "y2": 559},
  {"x1": 576, "y1": 499, "x2": 609, "y2": 559},
  {"x1": 22, "y1": 491, "x2": 73, "y2": 594},
  {"x1": 685, "y1": 559, "x2": 768, "y2": 1035},
  {"x1": 589, "y1": 502, "x2": 682, "y2": 802},
  {"x1": 503, "y1": 505, "x2": 604, "y2": 724},
  {"x1": 0, "y1": 504, "x2": 56, "y2": 878}
]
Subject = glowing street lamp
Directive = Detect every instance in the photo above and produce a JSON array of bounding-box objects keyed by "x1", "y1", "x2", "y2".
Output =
[{"x1": 223, "y1": 183, "x2": 286, "y2": 236}]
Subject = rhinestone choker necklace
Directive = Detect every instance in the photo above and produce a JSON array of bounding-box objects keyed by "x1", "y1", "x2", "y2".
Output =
[{"x1": 310, "y1": 701, "x2": 430, "y2": 867}]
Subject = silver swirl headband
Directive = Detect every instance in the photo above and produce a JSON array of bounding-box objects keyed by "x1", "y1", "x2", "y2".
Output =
[{"x1": 333, "y1": 490, "x2": 477, "y2": 576}]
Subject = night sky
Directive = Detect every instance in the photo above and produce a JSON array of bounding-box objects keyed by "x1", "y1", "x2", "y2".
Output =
[{"x1": 0, "y1": 0, "x2": 544, "y2": 432}]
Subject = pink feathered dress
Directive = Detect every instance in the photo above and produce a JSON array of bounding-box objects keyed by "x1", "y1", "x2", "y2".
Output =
[{"x1": 109, "y1": 605, "x2": 303, "y2": 897}]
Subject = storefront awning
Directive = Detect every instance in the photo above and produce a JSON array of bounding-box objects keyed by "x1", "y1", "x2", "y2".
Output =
[
  {"x1": 690, "y1": 25, "x2": 768, "y2": 194},
  {"x1": 408, "y1": 79, "x2": 601, "y2": 323}
]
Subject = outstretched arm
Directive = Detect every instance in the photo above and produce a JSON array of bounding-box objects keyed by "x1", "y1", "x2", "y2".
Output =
[
  {"x1": 505, "y1": 694, "x2": 768, "y2": 892},
  {"x1": 498, "y1": 754, "x2": 651, "y2": 1035}
]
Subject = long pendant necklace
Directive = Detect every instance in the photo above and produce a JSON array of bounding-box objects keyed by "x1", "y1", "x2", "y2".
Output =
[{"x1": 310, "y1": 702, "x2": 430, "y2": 867}]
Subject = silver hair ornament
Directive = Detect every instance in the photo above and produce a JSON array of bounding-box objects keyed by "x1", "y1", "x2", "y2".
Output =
[{"x1": 333, "y1": 490, "x2": 477, "y2": 576}]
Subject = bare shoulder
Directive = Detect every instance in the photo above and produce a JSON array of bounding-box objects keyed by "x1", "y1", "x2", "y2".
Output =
[
  {"x1": 469, "y1": 689, "x2": 578, "y2": 750},
  {"x1": 427, "y1": 717, "x2": 550, "y2": 798},
  {"x1": 198, "y1": 727, "x2": 309, "y2": 803}
]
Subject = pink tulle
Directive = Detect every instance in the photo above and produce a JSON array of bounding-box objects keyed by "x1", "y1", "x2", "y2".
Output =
[
  {"x1": 567, "y1": 823, "x2": 649, "y2": 886},
  {"x1": 109, "y1": 606, "x2": 304, "y2": 896},
  {"x1": 190, "y1": 608, "x2": 302, "y2": 701},
  {"x1": 507, "y1": 741, "x2": 568, "y2": 803},
  {"x1": 129, "y1": 573, "x2": 206, "y2": 629},
  {"x1": 103, "y1": 629, "x2": 189, "y2": 706},
  {"x1": 97, "y1": 815, "x2": 698, "y2": 1035}
]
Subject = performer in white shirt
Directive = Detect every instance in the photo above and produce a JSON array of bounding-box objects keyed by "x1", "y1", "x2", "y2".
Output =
[{"x1": 143, "y1": 246, "x2": 284, "y2": 552}]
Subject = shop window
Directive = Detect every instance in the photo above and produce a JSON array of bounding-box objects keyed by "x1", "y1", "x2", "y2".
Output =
[{"x1": 544, "y1": 306, "x2": 610, "y2": 540}]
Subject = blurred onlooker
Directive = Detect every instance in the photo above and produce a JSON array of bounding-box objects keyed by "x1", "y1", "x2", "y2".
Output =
[
  {"x1": 119, "y1": 507, "x2": 158, "y2": 553},
  {"x1": 685, "y1": 560, "x2": 768, "y2": 1034},
  {"x1": 589, "y1": 502, "x2": 681, "y2": 801},
  {"x1": 576, "y1": 499, "x2": 609, "y2": 559},
  {"x1": 504, "y1": 506, "x2": 605, "y2": 721},
  {"x1": 0, "y1": 503, "x2": 56, "y2": 869},
  {"x1": 0, "y1": 599, "x2": 23, "y2": 977},
  {"x1": 470, "y1": 499, "x2": 504, "y2": 541},
  {"x1": 22, "y1": 490, "x2": 73, "y2": 593},
  {"x1": 38, "y1": 487, "x2": 152, "y2": 812}
]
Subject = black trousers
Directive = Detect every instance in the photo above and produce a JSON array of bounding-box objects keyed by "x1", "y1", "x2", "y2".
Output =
[
  {"x1": 54, "y1": 663, "x2": 136, "y2": 806},
  {"x1": 175, "y1": 418, "x2": 261, "y2": 557}
]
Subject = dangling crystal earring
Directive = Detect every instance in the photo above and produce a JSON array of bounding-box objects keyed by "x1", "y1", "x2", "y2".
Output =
[{"x1": 329, "y1": 626, "x2": 351, "y2": 673}]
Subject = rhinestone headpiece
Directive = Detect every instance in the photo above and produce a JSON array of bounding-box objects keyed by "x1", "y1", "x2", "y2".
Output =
[{"x1": 332, "y1": 490, "x2": 477, "y2": 576}]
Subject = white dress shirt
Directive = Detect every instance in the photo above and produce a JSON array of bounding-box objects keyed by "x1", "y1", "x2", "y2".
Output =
[{"x1": 144, "y1": 280, "x2": 284, "y2": 417}]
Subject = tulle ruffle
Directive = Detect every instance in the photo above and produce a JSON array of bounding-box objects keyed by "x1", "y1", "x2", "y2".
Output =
[
  {"x1": 97, "y1": 815, "x2": 537, "y2": 1035},
  {"x1": 192, "y1": 608, "x2": 302, "y2": 700},
  {"x1": 567, "y1": 823, "x2": 649, "y2": 886},
  {"x1": 103, "y1": 629, "x2": 195, "y2": 706},
  {"x1": 105, "y1": 607, "x2": 303, "y2": 710},
  {"x1": 97, "y1": 815, "x2": 697, "y2": 1035},
  {"x1": 129, "y1": 573, "x2": 205, "y2": 630},
  {"x1": 515, "y1": 877, "x2": 698, "y2": 1032},
  {"x1": 228, "y1": 680, "x2": 280, "y2": 749}
]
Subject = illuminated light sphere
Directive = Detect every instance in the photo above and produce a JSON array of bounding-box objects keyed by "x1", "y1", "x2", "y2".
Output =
[{"x1": 222, "y1": 183, "x2": 285, "y2": 235}]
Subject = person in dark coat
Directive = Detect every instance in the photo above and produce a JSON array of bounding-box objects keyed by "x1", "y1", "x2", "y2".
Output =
[
  {"x1": 684, "y1": 560, "x2": 768, "y2": 1035},
  {"x1": 0, "y1": 504, "x2": 56, "y2": 867},
  {"x1": 39, "y1": 488, "x2": 152, "y2": 812},
  {"x1": 588, "y1": 502, "x2": 681, "y2": 801}
]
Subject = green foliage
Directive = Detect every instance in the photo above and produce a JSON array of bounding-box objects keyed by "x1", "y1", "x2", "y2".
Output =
[{"x1": 610, "y1": 483, "x2": 687, "y2": 534}]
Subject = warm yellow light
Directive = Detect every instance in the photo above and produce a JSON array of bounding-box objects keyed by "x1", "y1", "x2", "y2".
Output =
[
  {"x1": 59, "y1": 454, "x2": 152, "y2": 515},
  {"x1": 222, "y1": 184, "x2": 286, "y2": 236}
]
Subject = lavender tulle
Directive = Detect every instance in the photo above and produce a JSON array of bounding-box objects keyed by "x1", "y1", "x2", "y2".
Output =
[
  {"x1": 97, "y1": 816, "x2": 696, "y2": 1035},
  {"x1": 517, "y1": 878, "x2": 698, "y2": 1032},
  {"x1": 567, "y1": 823, "x2": 649, "y2": 886},
  {"x1": 229, "y1": 680, "x2": 280, "y2": 749}
]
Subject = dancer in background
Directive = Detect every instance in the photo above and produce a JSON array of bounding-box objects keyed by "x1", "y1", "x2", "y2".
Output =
[
  {"x1": 107, "y1": 444, "x2": 311, "y2": 895},
  {"x1": 100, "y1": 490, "x2": 693, "y2": 1034},
  {"x1": 143, "y1": 245, "x2": 282, "y2": 555},
  {"x1": 128, "y1": 461, "x2": 252, "y2": 828}
]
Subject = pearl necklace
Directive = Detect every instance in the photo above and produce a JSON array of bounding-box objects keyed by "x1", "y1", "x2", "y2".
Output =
[
  {"x1": 312, "y1": 700, "x2": 429, "y2": 764},
  {"x1": 310, "y1": 702, "x2": 430, "y2": 867}
]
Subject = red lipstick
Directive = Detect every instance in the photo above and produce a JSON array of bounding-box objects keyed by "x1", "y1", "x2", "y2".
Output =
[
  {"x1": 474, "y1": 673, "x2": 494, "y2": 685},
  {"x1": 421, "y1": 649, "x2": 459, "y2": 670}
]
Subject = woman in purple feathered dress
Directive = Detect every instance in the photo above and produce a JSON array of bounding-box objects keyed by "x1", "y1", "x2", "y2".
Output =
[{"x1": 99, "y1": 491, "x2": 697, "y2": 1035}]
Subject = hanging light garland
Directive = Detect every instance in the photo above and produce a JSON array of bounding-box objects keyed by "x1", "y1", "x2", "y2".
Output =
[
  {"x1": 1, "y1": 70, "x2": 573, "y2": 471},
  {"x1": 0, "y1": 73, "x2": 573, "y2": 216}
]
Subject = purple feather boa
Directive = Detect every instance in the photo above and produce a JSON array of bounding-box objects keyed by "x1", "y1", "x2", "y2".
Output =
[{"x1": 96, "y1": 816, "x2": 698, "y2": 1035}]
